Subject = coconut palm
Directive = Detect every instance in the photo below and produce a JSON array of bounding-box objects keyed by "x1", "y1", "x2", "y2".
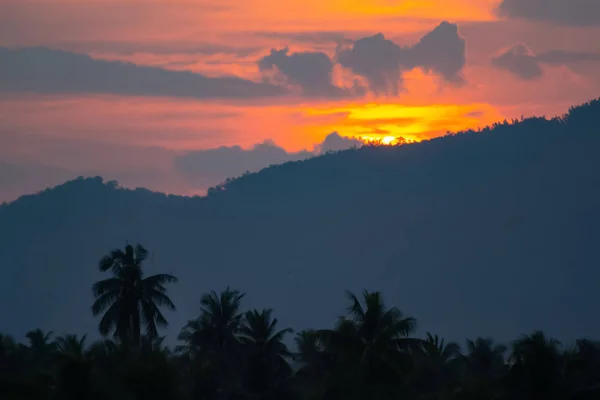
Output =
[
  {"x1": 463, "y1": 337, "x2": 507, "y2": 379},
  {"x1": 16, "y1": 329, "x2": 58, "y2": 400},
  {"x1": 177, "y1": 288, "x2": 246, "y2": 399},
  {"x1": 455, "y1": 338, "x2": 507, "y2": 400},
  {"x1": 91, "y1": 244, "x2": 177, "y2": 345},
  {"x1": 314, "y1": 290, "x2": 418, "y2": 400},
  {"x1": 117, "y1": 336, "x2": 180, "y2": 400},
  {"x1": 178, "y1": 287, "x2": 245, "y2": 357},
  {"x1": 53, "y1": 334, "x2": 98, "y2": 400},
  {"x1": 565, "y1": 339, "x2": 600, "y2": 399},
  {"x1": 0, "y1": 333, "x2": 31, "y2": 399},
  {"x1": 239, "y1": 308, "x2": 294, "y2": 398},
  {"x1": 294, "y1": 329, "x2": 332, "y2": 399},
  {"x1": 414, "y1": 333, "x2": 462, "y2": 399},
  {"x1": 509, "y1": 330, "x2": 564, "y2": 400}
]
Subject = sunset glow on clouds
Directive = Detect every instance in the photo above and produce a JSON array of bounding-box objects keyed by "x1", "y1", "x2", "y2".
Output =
[{"x1": 1, "y1": 0, "x2": 600, "y2": 201}]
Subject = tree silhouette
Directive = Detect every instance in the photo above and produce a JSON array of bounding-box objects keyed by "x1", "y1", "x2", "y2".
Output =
[
  {"x1": 177, "y1": 287, "x2": 246, "y2": 399},
  {"x1": 413, "y1": 332, "x2": 462, "y2": 399},
  {"x1": 314, "y1": 290, "x2": 418, "y2": 400},
  {"x1": 239, "y1": 308, "x2": 294, "y2": 398},
  {"x1": 53, "y1": 334, "x2": 98, "y2": 400},
  {"x1": 91, "y1": 244, "x2": 177, "y2": 345},
  {"x1": 6, "y1": 285, "x2": 600, "y2": 399},
  {"x1": 457, "y1": 337, "x2": 507, "y2": 399},
  {"x1": 509, "y1": 330, "x2": 564, "y2": 400}
]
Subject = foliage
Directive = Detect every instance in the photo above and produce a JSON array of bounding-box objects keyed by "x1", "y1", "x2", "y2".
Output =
[
  {"x1": 4, "y1": 251, "x2": 600, "y2": 400},
  {"x1": 92, "y1": 244, "x2": 178, "y2": 345}
]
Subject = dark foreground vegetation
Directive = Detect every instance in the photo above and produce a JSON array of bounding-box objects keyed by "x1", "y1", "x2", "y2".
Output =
[{"x1": 2, "y1": 244, "x2": 600, "y2": 400}]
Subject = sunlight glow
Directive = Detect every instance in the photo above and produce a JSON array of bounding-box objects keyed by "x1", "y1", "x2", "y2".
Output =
[{"x1": 302, "y1": 102, "x2": 505, "y2": 147}]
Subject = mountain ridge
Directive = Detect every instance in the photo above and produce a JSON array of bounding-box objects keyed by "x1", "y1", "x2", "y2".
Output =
[{"x1": 1, "y1": 98, "x2": 600, "y2": 345}]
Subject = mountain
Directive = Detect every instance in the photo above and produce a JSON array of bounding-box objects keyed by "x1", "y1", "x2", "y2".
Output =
[{"x1": 2, "y1": 99, "x2": 600, "y2": 345}]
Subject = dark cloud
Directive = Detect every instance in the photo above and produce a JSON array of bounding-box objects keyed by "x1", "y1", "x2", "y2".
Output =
[
  {"x1": 497, "y1": 0, "x2": 600, "y2": 26},
  {"x1": 336, "y1": 21, "x2": 465, "y2": 95},
  {"x1": 174, "y1": 132, "x2": 364, "y2": 186},
  {"x1": 61, "y1": 41, "x2": 263, "y2": 58},
  {"x1": 317, "y1": 132, "x2": 365, "y2": 153},
  {"x1": 410, "y1": 22, "x2": 466, "y2": 83},
  {"x1": 491, "y1": 43, "x2": 600, "y2": 80},
  {"x1": 337, "y1": 33, "x2": 409, "y2": 95},
  {"x1": 0, "y1": 46, "x2": 286, "y2": 99},
  {"x1": 491, "y1": 44, "x2": 543, "y2": 80},
  {"x1": 258, "y1": 48, "x2": 361, "y2": 97}
]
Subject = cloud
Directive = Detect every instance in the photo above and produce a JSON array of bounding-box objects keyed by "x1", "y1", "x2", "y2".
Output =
[
  {"x1": 0, "y1": 126, "x2": 365, "y2": 202},
  {"x1": 60, "y1": 41, "x2": 263, "y2": 58},
  {"x1": 491, "y1": 44, "x2": 542, "y2": 80},
  {"x1": 174, "y1": 132, "x2": 364, "y2": 187},
  {"x1": 410, "y1": 22, "x2": 466, "y2": 83},
  {"x1": 336, "y1": 21, "x2": 465, "y2": 94},
  {"x1": 537, "y1": 50, "x2": 600, "y2": 64},
  {"x1": 497, "y1": 0, "x2": 600, "y2": 26},
  {"x1": 255, "y1": 31, "x2": 353, "y2": 46},
  {"x1": 317, "y1": 132, "x2": 365, "y2": 152},
  {"x1": 0, "y1": 46, "x2": 286, "y2": 99},
  {"x1": 491, "y1": 43, "x2": 600, "y2": 80},
  {"x1": 258, "y1": 48, "x2": 361, "y2": 97}
]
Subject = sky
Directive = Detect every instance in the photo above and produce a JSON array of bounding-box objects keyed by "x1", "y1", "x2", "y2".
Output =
[{"x1": 1, "y1": 0, "x2": 600, "y2": 201}]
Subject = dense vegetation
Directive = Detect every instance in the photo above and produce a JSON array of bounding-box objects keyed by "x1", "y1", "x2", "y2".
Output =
[{"x1": 2, "y1": 243, "x2": 600, "y2": 400}]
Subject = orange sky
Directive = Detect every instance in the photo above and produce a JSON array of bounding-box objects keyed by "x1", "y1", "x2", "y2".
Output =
[{"x1": 1, "y1": 0, "x2": 600, "y2": 200}]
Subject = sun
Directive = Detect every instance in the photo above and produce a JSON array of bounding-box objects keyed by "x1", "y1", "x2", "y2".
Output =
[
  {"x1": 359, "y1": 135, "x2": 407, "y2": 146},
  {"x1": 381, "y1": 136, "x2": 397, "y2": 145}
]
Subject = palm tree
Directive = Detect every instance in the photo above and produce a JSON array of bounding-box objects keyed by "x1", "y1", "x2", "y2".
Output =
[
  {"x1": 25, "y1": 329, "x2": 56, "y2": 359},
  {"x1": 0, "y1": 333, "x2": 30, "y2": 399},
  {"x1": 294, "y1": 329, "x2": 331, "y2": 399},
  {"x1": 566, "y1": 339, "x2": 600, "y2": 399},
  {"x1": 177, "y1": 288, "x2": 246, "y2": 399},
  {"x1": 18, "y1": 329, "x2": 57, "y2": 400},
  {"x1": 454, "y1": 338, "x2": 507, "y2": 400},
  {"x1": 54, "y1": 334, "x2": 98, "y2": 400},
  {"x1": 91, "y1": 244, "x2": 177, "y2": 345},
  {"x1": 509, "y1": 330, "x2": 564, "y2": 400},
  {"x1": 178, "y1": 287, "x2": 245, "y2": 356},
  {"x1": 463, "y1": 337, "x2": 507, "y2": 379},
  {"x1": 118, "y1": 336, "x2": 180, "y2": 400},
  {"x1": 239, "y1": 309, "x2": 294, "y2": 399},
  {"x1": 414, "y1": 333, "x2": 462, "y2": 399},
  {"x1": 314, "y1": 290, "x2": 418, "y2": 400}
]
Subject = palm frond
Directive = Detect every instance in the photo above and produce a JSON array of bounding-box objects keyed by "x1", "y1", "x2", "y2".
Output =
[
  {"x1": 145, "y1": 289, "x2": 176, "y2": 310},
  {"x1": 91, "y1": 291, "x2": 119, "y2": 315},
  {"x1": 134, "y1": 244, "x2": 149, "y2": 263},
  {"x1": 98, "y1": 302, "x2": 120, "y2": 336},
  {"x1": 98, "y1": 249, "x2": 126, "y2": 273},
  {"x1": 269, "y1": 327, "x2": 294, "y2": 345},
  {"x1": 345, "y1": 290, "x2": 366, "y2": 321},
  {"x1": 143, "y1": 273, "x2": 179, "y2": 288},
  {"x1": 92, "y1": 277, "x2": 122, "y2": 297},
  {"x1": 141, "y1": 300, "x2": 160, "y2": 338}
]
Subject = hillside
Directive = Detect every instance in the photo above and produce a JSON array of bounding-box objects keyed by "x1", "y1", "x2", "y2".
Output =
[{"x1": 1, "y1": 99, "x2": 600, "y2": 345}]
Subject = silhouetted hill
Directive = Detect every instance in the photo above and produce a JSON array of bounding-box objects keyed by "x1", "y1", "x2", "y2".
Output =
[{"x1": 2, "y1": 99, "x2": 600, "y2": 345}]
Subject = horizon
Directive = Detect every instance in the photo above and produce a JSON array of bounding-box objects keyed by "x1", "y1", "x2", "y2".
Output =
[{"x1": 0, "y1": 98, "x2": 596, "y2": 205}]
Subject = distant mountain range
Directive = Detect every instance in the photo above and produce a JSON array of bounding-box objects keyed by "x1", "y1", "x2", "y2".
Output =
[{"x1": 2, "y1": 99, "x2": 600, "y2": 345}]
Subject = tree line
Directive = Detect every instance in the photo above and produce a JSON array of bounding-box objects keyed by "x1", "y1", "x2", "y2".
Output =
[{"x1": 1, "y1": 244, "x2": 599, "y2": 400}]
